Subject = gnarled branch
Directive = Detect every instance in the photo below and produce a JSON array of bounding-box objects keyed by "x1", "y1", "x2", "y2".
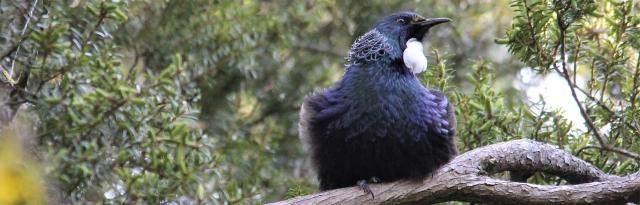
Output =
[{"x1": 268, "y1": 139, "x2": 640, "y2": 205}]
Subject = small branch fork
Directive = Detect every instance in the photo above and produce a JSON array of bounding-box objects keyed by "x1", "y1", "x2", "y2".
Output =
[
  {"x1": 553, "y1": 14, "x2": 640, "y2": 160},
  {"x1": 268, "y1": 140, "x2": 640, "y2": 205}
]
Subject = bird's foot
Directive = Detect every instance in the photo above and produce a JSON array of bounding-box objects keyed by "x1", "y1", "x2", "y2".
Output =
[
  {"x1": 357, "y1": 180, "x2": 374, "y2": 199},
  {"x1": 357, "y1": 177, "x2": 381, "y2": 199}
]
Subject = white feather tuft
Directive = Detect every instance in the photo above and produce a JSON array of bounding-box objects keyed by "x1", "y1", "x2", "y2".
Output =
[{"x1": 403, "y1": 38, "x2": 428, "y2": 74}]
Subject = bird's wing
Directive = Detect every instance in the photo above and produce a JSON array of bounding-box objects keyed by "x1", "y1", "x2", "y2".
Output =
[
  {"x1": 299, "y1": 90, "x2": 321, "y2": 152},
  {"x1": 427, "y1": 89, "x2": 458, "y2": 156},
  {"x1": 446, "y1": 97, "x2": 457, "y2": 138},
  {"x1": 299, "y1": 88, "x2": 336, "y2": 151},
  {"x1": 428, "y1": 89, "x2": 456, "y2": 138}
]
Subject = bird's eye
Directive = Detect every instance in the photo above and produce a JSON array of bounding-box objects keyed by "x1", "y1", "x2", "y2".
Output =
[{"x1": 396, "y1": 18, "x2": 406, "y2": 24}]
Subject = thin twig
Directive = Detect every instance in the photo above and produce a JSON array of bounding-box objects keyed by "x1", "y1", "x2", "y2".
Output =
[
  {"x1": 125, "y1": 46, "x2": 140, "y2": 82},
  {"x1": 576, "y1": 144, "x2": 640, "y2": 160},
  {"x1": 557, "y1": 23, "x2": 607, "y2": 150},
  {"x1": 631, "y1": 53, "x2": 640, "y2": 114},
  {"x1": 9, "y1": 0, "x2": 39, "y2": 76},
  {"x1": 572, "y1": 85, "x2": 640, "y2": 134}
]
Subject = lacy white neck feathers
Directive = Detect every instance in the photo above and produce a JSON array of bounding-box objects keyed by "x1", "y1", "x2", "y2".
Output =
[{"x1": 346, "y1": 29, "x2": 391, "y2": 65}]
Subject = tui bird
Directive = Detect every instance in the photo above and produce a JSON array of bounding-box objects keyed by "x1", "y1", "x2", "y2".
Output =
[{"x1": 298, "y1": 11, "x2": 457, "y2": 197}]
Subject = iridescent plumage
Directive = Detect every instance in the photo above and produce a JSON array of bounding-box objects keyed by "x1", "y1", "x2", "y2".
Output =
[{"x1": 299, "y1": 11, "x2": 456, "y2": 192}]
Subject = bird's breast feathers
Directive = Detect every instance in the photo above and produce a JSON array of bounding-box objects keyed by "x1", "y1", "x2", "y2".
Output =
[{"x1": 300, "y1": 85, "x2": 453, "y2": 143}]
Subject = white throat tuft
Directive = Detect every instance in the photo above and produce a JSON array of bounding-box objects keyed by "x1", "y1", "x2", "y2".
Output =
[{"x1": 403, "y1": 38, "x2": 428, "y2": 74}]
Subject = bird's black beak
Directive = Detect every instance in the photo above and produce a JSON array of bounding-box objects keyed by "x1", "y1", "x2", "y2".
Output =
[
  {"x1": 412, "y1": 17, "x2": 451, "y2": 40},
  {"x1": 417, "y1": 18, "x2": 451, "y2": 28},
  {"x1": 400, "y1": 17, "x2": 451, "y2": 51}
]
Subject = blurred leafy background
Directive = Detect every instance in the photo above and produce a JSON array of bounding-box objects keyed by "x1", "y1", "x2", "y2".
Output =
[{"x1": 0, "y1": 0, "x2": 639, "y2": 204}]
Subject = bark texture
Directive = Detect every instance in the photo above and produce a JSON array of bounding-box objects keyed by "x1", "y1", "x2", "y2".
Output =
[
  {"x1": 0, "y1": 83, "x2": 19, "y2": 125},
  {"x1": 268, "y1": 139, "x2": 640, "y2": 205}
]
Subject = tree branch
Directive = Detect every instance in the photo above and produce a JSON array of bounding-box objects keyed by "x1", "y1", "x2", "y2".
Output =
[{"x1": 268, "y1": 139, "x2": 640, "y2": 205}]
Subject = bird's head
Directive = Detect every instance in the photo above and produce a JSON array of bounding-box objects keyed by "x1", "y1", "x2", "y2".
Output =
[
  {"x1": 347, "y1": 12, "x2": 449, "y2": 65},
  {"x1": 375, "y1": 11, "x2": 450, "y2": 51}
]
